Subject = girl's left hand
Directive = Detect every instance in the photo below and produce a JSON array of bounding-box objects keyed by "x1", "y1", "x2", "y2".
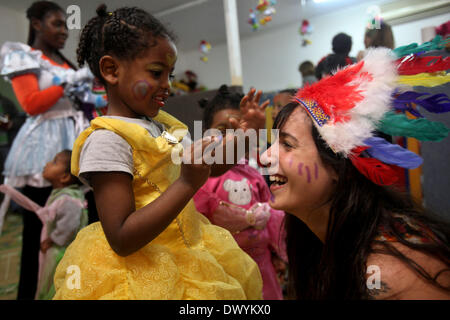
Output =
[
  {"x1": 230, "y1": 88, "x2": 269, "y2": 131},
  {"x1": 247, "y1": 202, "x2": 271, "y2": 230}
]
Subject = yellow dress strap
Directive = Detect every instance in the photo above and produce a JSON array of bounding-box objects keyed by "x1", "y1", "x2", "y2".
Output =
[
  {"x1": 71, "y1": 111, "x2": 189, "y2": 176},
  {"x1": 71, "y1": 125, "x2": 94, "y2": 176}
]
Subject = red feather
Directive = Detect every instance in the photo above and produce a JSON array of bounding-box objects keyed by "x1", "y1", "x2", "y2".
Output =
[
  {"x1": 396, "y1": 55, "x2": 450, "y2": 75},
  {"x1": 296, "y1": 61, "x2": 370, "y2": 123},
  {"x1": 349, "y1": 147, "x2": 399, "y2": 186}
]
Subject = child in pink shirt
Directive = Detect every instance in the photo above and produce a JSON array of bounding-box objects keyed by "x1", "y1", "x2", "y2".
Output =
[{"x1": 193, "y1": 85, "x2": 287, "y2": 300}]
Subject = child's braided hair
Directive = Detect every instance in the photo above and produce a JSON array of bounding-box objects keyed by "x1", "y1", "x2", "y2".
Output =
[{"x1": 77, "y1": 4, "x2": 176, "y2": 85}]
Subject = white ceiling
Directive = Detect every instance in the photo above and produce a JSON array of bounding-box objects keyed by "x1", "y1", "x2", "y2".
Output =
[{"x1": 4, "y1": 0, "x2": 401, "y2": 52}]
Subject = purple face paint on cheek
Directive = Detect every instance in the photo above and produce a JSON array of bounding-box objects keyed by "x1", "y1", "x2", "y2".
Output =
[
  {"x1": 297, "y1": 162, "x2": 303, "y2": 176},
  {"x1": 314, "y1": 162, "x2": 318, "y2": 180},
  {"x1": 306, "y1": 166, "x2": 311, "y2": 183},
  {"x1": 132, "y1": 80, "x2": 151, "y2": 100},
  {"x1": 270, "y1": 194, "x2": 275, "y2": 202}
]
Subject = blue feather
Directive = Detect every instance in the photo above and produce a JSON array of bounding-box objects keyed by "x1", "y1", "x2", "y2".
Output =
[
  {"x1": 364, "y1": 137, "x2": 423, "y2": 169},
  {"x1": 420, "y1": 93, "x2": 450, "y2": 113},
  {"x1": 392, "y1": 91, "x2": 450, "y2": 116}
]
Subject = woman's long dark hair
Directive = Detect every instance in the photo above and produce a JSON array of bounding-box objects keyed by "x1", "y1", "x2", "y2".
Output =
[
  {"x1": 26, "y1": 1, "x2": 77, "y2": 69},
  {"x1": 276, "y1": 102, "x2": 450, "y2": 299}
]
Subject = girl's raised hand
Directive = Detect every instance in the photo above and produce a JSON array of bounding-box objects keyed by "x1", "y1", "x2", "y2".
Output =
[
  {"x1": 180, "y1": 136, "x2": 222, "y2": 190},
  {"x1": 229, "y1": 88, "x2": 269, "y2": 132}
]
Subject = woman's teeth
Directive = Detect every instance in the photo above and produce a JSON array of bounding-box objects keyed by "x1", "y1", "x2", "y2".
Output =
[{"x1": 269, "y1": 175, "x2": 288, "y2": 185}]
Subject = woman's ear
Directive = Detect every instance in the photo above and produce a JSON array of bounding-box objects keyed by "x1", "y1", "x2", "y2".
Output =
[
  {"x1": 330, "y1": 168, "x2": 338, "y2": 184},
  {"x1": 99, "y1": 55, "x2": 119, "y2": 86},
  {"x1": 31, "y1": 18, "x2": 42, "y2": 34}
]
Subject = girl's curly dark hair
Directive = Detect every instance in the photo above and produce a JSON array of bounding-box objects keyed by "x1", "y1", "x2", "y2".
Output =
[{"x1": 77, "y1": 4, "x2": 176, "y2": 85}]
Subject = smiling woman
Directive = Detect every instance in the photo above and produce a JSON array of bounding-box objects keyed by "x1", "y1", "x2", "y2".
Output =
[
  {"x1": 26, "y1": 2, "x2": 74, "y2": 67},
  {"x1": 264, "y1": 101, "x2": 450, "y2": 300},
  {"x1": 260, "y1": 48, "x2": 450, "y2": 300}
]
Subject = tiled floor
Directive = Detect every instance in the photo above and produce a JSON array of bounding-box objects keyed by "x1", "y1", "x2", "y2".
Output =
[{"x1": 0, "y1": 211, "x2": 22, "y2": 300}]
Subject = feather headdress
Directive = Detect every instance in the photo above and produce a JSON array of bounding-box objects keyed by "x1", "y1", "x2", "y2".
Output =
[{"x1": 294, "y1": 37, "x2": 450, "y2": 186}]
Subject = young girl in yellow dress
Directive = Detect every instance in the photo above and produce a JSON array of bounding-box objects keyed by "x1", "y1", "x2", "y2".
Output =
[{"x1": 52, "y1": 5, "x2": 263, "y2": 300}]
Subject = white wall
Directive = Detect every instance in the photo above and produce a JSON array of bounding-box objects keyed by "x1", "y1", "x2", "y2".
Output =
[
  {"x1": 0, "y1": 5, "x2": 28, "y2": 45},
  {"x1": 175, "y1": 41, "x2": 231, "y2": 92},
  {"x1": 1, "y1": 1, "x2": 449, "y2": 94},
  {"x1": 176, "y1": 1, "x2": 450, "y2": 93},
  {"x1": 392, "y1": 11, "x2": 450, "y2": 45}
]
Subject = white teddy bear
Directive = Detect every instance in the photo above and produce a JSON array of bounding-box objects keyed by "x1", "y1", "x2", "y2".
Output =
[
  {"x1": 222, "y1": 178, "x2": 271, "y2": 231},
  {"x1": 223, "y1": 178, "x2": 252, "y2": 205}
]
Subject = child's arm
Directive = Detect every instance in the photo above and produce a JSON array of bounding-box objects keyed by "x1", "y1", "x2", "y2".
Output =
[
  {"x1": 210, "y1": 88, "x2": 269, "y2": 177},
  {"x1": 11, "y1": 74, "x2": 65, "y2": 115},
  {"x1": 49, "y1": 197, "x2": 85, "y2": 247},
  {"x1": 91, "y1": 138, "x2": 216, "y2": 257}
]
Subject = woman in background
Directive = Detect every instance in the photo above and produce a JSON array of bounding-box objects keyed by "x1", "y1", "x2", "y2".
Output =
[{"x1": 0, "y1": 1, "x2": 96, "y2": 299}]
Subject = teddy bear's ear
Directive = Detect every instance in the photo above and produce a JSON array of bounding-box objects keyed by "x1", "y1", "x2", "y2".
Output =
[{"x1": 223, "y1": 179, "x2": 233, "y2": 191}]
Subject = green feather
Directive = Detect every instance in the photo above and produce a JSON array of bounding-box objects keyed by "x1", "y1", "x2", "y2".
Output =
[
  {"x1": 378, "y1": 112, "x2": 449, "y2": 141},
  {"x1": 393, "y1": 35, "x2": 449, "y2": 57}
]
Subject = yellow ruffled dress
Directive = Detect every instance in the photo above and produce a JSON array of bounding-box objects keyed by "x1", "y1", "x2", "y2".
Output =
[{"x1": 53, "y1": 111, "x2": 262, "y2": 300}]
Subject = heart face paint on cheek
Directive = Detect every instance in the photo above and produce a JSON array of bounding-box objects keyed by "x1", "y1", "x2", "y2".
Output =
[
  {"x1": 132, "y1": 80, "x2": 151, "y2": 100},
  {"x1": 270, "y1": 194, "x2": 275, "y2": 202}
]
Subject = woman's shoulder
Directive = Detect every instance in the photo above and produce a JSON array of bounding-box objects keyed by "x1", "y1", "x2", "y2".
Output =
[
  {"x1": 0, "y1": 42, "x2": 42, "y2": 79},
  {"x1": 375, "y1": 213, "x2": 440, "y2": 244},
  {"x1": 1, "y1": 41, "x2": 32, "y2": 54},
  {"x1": 366, "y1": 241, "x2": 450, "y2": 299}
]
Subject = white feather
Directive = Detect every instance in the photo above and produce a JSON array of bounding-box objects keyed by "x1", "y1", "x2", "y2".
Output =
[{"x1": 314, "y1": 48, "x2": 398, "y2": 156}]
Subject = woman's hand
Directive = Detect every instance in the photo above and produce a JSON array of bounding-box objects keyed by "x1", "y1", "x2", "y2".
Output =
[{"x1": 229, "y1": 88, "x2": 269, "y2": 132}]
